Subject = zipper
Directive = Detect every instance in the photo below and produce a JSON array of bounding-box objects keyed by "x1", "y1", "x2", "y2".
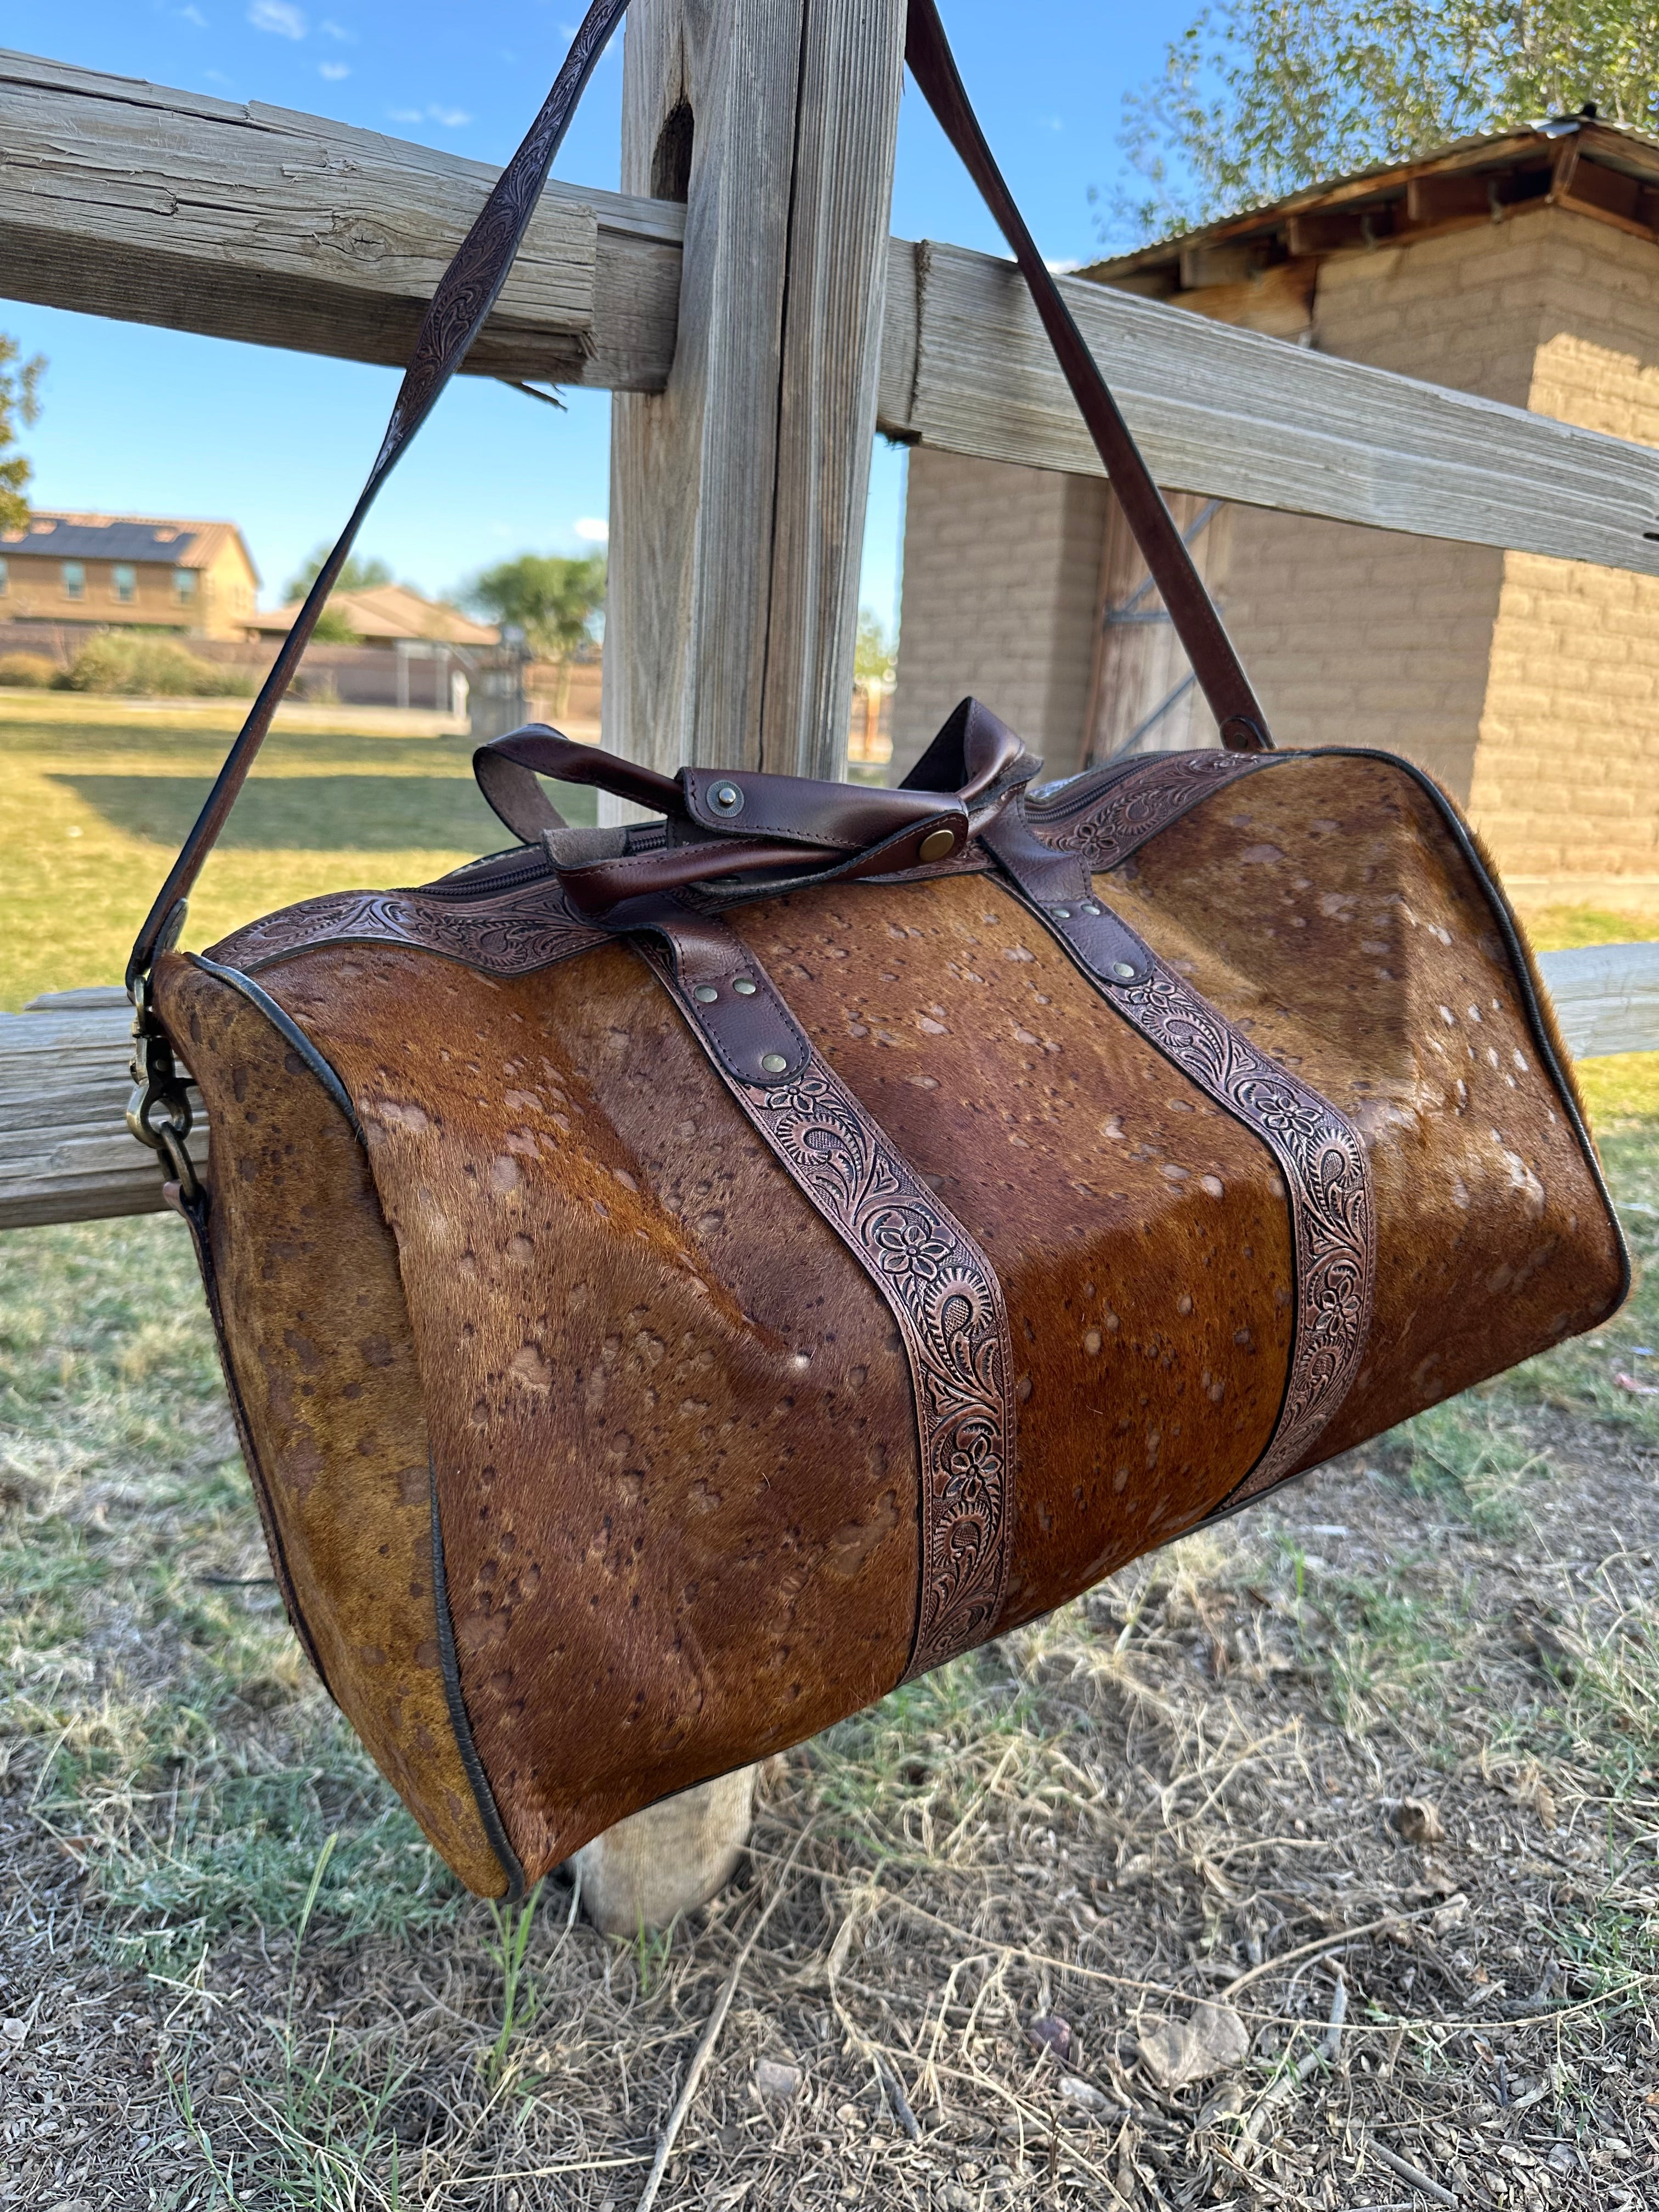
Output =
[{"x1": 1024, "y1": 752, "x2": 1162, "y2": 825}]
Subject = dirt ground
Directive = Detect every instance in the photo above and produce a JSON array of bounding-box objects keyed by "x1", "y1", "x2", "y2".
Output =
[{"x1": 2, "y1": 1137, "x2": 1657, "y2": 2210}]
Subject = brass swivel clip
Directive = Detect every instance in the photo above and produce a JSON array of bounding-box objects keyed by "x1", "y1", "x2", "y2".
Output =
[{"x1": 126, "y1": 973, "x2": 200, "y2": 1204}]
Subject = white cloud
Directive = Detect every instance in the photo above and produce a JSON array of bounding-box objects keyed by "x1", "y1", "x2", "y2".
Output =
[
  {"x1": 319, "y1": 59, "x2": 349, "y2": 78},
  {"x1": 389, "y1": 100, "x2": 475, "y2": 131},
  {"x1": 573, "y1": 517, "x2": 609, "y2": 544},
  {"x1": 1037, "y1": 115, "x2": 1063, "y2": 133},
  {"x1": 320, "y1": 15, "x2": 356, "y2": 37},
  {"x1": 249, "y1": 0, "x2": 307, "y2": 36},
  {"x1": 177, "y1": 6, "x2": 209, "y2": 27}
]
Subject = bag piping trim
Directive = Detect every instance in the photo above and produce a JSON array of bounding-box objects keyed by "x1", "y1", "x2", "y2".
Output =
[{"x1": 183, "y1": 955, "x2": 523, "y2": 1899}]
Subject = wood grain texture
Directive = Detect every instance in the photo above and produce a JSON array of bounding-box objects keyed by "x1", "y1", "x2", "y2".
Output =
[
  {"x1": 877, "y1": 239, "x2": 1659, "y2": 578},
  {"x1": 603, "y1": 0, "x2": 906, "y2": 783},
  {"x1": 0, "y1": 991, "x2": 206, "y2": 1229},
  {"x1": 0, "y1": 46, "x2": 682, "y2": 388},
  {"x1": 1537, "y1": 943, "x2": 1659, "y2": 1060},
  {"x1": 10, "y1": 48, "x2": 1659, "y2": 576}
]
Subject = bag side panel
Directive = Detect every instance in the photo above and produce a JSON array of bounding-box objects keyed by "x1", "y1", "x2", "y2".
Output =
[
  {"x1": 1096, "y1": 751, "x2": 1626, "y2": 1462},
  {"x1": 153, "y1": 954, "x2": 510, "y2": 1897},
  {"x1": 256, "y1": 941, "x2": 922, "y2": 1883},
  {"x1": 720, "y1": 875, "x2": 1298, "y2": 1630}
]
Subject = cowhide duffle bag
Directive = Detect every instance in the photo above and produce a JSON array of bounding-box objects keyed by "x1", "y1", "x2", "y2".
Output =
[{"x1": 124, "y1": 0, "x2": 1627, "y2": 1899}]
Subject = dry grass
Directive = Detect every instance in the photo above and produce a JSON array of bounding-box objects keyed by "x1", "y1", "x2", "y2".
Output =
[{"x1": 3, "y1": 1114, "x2": 1657, "y2": 2209}]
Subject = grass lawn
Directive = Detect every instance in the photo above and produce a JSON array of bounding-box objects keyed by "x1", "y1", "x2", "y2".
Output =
[
  {"x1": 0, "y1": 696, "x2": 596, "y2": 1011},
  {"x1": 1, "y1": 707, "x2": 1656, "y2": 2205}
]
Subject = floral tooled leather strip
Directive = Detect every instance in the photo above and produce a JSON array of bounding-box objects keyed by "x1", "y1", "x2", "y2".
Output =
[
  {"x1": 1035, "y1": 749, "x2": 1271, "y2": 871},
  {"x1": 638, "y1": 939, "x2": 1016, "y2": 1683},
  {"x1": 987, "y1": 824, "x2": 1374, "y2": 1510},
  {"x1": 1107, "y1": 955, "x2": 1375, "y2": 1505},
  {"x1": 208, "y1": 880, "x2": 606, "y2": 978}
]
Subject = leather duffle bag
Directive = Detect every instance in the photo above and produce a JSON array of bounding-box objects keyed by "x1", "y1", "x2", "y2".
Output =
[{"x1": 124, "y1": 0, "x2": 1626, "y2": 1900}]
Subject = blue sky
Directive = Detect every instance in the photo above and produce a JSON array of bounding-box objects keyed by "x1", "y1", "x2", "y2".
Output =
[{"x1": 4, "y1": 0, "x2": 1196, "y2": 632}]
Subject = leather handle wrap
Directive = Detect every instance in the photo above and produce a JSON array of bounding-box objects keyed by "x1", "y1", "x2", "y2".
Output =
[{"x1": 127, "y1": 0, "x2": 1269, "y2": 986}]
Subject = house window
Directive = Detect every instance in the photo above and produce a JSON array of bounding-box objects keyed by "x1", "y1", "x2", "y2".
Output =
[
  {"x1": 173, "y1": 568, "x2": 197, "y2": 605},
  {"x1": 0, "y1": 558, "x2": 7, "y2": 596},
  {"x1": 112, "y1": 563, "x2": 137, "y2": 604},
  {"x1": 62, "y1": 561, "x2": 85, "y2": 600}
]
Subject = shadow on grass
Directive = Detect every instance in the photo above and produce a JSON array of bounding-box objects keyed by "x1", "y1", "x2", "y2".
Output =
[{"x1": 48, "y1": 771, "x2": 597, "y2": 849}]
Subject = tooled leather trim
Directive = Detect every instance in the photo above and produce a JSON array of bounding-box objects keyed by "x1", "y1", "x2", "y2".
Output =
[
  {"x1": 637, "y1": 939, "x2": 1017, "y2": 1682},
  {"x1": 991, "y1": 860, "x2": 1375, "y2": 1509},
  {"x1": 1035, "y1": 750, "x2": 1271, "y2": 870},
  {"x1": 1108, "y1": 953, "x2": 1375, "y2": 1507},
  {"x1": 206, "y1": 878, "x2": 606, "y2": 978}
]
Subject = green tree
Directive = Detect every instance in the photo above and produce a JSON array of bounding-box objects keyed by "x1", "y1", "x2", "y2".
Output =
[
  {"x1": 854, "y1": 607, "x2": 896, "y2": 688},
  {"x1": 0, "y1": 337, "x2": 46, "y2": 535},
  {"x1": 283, "y1": 544, "x2": 396, "y2": 601},
  {"x1": 466, "y1": 552, "x2": 606, "y2": 712},
  {"x1": 1110, "y1": 0, "x2": 1659, "y2": 240}
]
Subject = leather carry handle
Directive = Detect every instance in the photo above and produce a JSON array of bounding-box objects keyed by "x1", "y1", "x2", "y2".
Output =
[{"x1": 128, "y1": 0, "x2": 1268, "y2": 985}]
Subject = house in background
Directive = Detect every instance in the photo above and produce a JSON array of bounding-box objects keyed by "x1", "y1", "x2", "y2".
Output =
[
  {"x1": 893, "y1": 112, "x2": 1659, "y2": 900},
  {"x1": 247, "y1": 580, "x2": 500, "y2": 716},
  {"x1": 0, "y1": 512, "x2": 258, "y2": 636}
]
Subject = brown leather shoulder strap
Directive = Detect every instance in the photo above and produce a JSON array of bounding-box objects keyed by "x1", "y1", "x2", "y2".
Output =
[
  {"x1": 128, "y1": 0, "x2": 1269, "y2": 986},
  {"x1": 126, "y1": 0, "x2": 633, "y2": 984},
  {"x1": 902, "y1": 0, "x2": 1270, "y2": 758}
]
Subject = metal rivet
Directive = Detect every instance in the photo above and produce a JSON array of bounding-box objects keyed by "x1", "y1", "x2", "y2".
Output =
[
  {"x1": 761, "y1": 1052, "x2": 788, "y2": 1074},
  {"x1": 693, "y1": 984, "x2": 719, "y2": 1002},
  {"x1": 1081, "y1": 902, "x2": 1099, "y2": 915},
  {"x1": 712, "y1": 782, "x2": 744, "y2": 813},
  {"x1": 1052, "y1": 906, "x2": 1071, "y2": 920},
  {"x1": 732, "y1": 977, "x2": 758, "y2": 996},
  {"x1": 1111, "y1": 961, "x2": 1136, "y2": 981},
  {"x1": 918, "y1": 827, "x2": 956, "y2": 863}
]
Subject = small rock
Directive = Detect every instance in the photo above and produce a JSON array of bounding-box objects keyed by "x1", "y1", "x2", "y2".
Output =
[
  {"x1": 1393, "y1": 1796, "x2": 1446, "y2": 1845},
  {"x1": 1028, "y1": 2013, "x2": 1071, "y2": 2062},
  {"x1": 1137, "y1": 2001, "x2": 1250, "y2": 2089},
  {"x1": 1057, "y1": 2074, "x2": 1113, "y2": 2115},
  {"x1": 0, "y1": 2020, "x2": 25, "y2": 2046},
  {"x1": 755, "y1": 2057, "x2": 800, "y2": 2101}
]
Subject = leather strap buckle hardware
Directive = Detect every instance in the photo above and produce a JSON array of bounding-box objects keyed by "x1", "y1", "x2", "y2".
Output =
[{"x1": 126, "y1": 973, "x2": 200, "y2": 1203}]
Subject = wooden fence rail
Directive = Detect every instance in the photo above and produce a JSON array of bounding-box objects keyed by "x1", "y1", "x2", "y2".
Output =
[
  {"x1": 2, "y1": 951, "x2": 1654, "y2": 1235},
  {"x1": 9, "y1": 49, "x2": 1659, "y2": 582}
]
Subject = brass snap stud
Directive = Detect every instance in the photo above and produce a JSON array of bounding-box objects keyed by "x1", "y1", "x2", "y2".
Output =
[
  {"x1": 712, "y1": 782, "x2": 744, "y2": 814},
  {"x1": 693, "y1": 984, "x2": 719, "y2": 1002},
  {"x1": 760, "y1": 1052, "x2": 788, "y2": 1075},
  {"x1": 1111, "y1": 961, "x2": 1137, "y2": 981},
  {"x1": 917, "y1": 827, "x2": 956, "y2": 863},
  {"x1": 732, "y1": 978, "x2": 758, "y2": 996}
]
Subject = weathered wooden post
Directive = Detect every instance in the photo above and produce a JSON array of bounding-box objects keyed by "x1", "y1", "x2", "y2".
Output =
[{"x1": 578, "y1": 0, "x2": 907, "y2": 1931}]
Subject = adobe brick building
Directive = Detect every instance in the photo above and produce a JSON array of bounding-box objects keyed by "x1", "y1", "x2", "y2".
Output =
[
  {"x1": 0, "y1": 512, "x2": 258, "y2": 637},
  {"x1": 892, "y1": 115, "x2": 1659, "y2": 900}
]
